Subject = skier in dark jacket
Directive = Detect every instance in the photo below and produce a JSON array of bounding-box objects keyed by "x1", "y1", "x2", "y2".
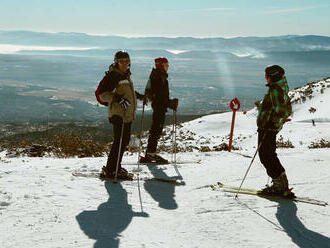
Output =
[
  {"x1": 257, "y1": 65, "x2": 292, "y2": 194},
  {"x1": 140, "y1": 57, "x2": 178, "y2": 163},
  {"x1": 99, "y1": 51, "x2": 144, "y2": 179}
]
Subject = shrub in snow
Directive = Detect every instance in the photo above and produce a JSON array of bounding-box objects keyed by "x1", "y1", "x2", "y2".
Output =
[
  {"x1": 53, "y1": 134, "x2": 109, "y2": 158},
  {"x1": 309, "y1": 107, "x2": 317, "y2": 113},
  {"x1": 200, "y1": 146, "x2": 211, "y2": 152},
  {"x1": 213, "y1": 143, "x2": 239, "y2": 151},
  {"x1": 308, "y1": 139, "x2": 330, "y2": 149},
  {"x1": 24, "y1": 144, "x2": 52, "y2": 157},
  {"x1": 276, "y1": 135, "x2": 294, "y2": 148},
  {"x1": 5, "y1": 141, "x2": 39, "y2": 157},
  {"x1": 303, "y1": 87, "x2": 313, "y2": 96}
]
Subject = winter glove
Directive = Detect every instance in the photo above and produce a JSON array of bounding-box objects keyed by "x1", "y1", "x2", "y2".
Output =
[
  {"x1": 118, "y1": 97, "x2": 131, "y2": 110},
  {"x1": 168, "y1": 98, "x2": 178, "y2": 111},
  {"x1": 135, "y1": 91, "x2": 145, "y2": 101}
]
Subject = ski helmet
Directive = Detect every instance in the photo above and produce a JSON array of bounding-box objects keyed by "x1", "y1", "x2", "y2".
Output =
[
  {"x1": 155, "y1": 57, "x2": 168, "y2": 69},
  {"x1": 265, "y1": 65, "x2": 285, "y2": 82},
  {"x1": 114, "y1": 51, "x2": 130, "y2": 64}
]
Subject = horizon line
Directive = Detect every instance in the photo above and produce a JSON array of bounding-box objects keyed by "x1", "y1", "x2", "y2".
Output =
[{"x1": 1, "y1": 29, "x2": 330, "y2": 39}]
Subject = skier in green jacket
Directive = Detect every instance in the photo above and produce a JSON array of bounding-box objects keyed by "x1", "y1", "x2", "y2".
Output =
[{"x1": 257, "y1": 65, "x2": 292, "y2": 195}]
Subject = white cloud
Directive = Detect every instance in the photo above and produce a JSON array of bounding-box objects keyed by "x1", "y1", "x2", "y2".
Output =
[
  {"x1": 0, "y1": 44, "x2": 97, "y2": 54},
  {"x1": 262, "y1": 4, "x2": 330, "y2": 14},
  {"x1": 157, "y1": 8, "x2": 235, "y2": 14}
]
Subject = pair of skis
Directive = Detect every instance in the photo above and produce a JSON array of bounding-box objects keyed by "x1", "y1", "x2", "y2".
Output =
[
  {"x1": 72, "y1": 171, "x2": 183, "y2": 185},
  {"x1": 72, "y1": 157, "x2": 201, "y2": 184},
  {"x1": 123, "y1": 159, "x2": 201, "y2": 166},
  {"x1": 211, "y1": 182, "x2": 328, "y2": 206},
  {"x1": 225, "y1": 136, "x2": 328, "y2": 207}
]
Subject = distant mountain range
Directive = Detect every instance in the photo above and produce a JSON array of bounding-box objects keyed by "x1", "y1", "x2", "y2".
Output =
[
  {"x1": 1, "y1": 30, "x2": 330, "y2": 52},
  {"x1": 1, "y1": 30, "x2": 329, "y2": 125}
]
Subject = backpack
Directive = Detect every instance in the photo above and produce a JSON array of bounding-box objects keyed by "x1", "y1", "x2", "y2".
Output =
[
  {"x1": 95, "y1": 76, "x2": 108, "y2": 106},
  {"x1": 144, "y1": 78, "x2": 153, "y2": 101}
]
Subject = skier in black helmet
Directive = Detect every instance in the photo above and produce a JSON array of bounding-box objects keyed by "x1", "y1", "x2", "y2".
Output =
[
  {"x1": 139, "y1": 57, "x2": 178, "y2": 164},
  {"x1": 257, "y1": 65, "x2": 293, "y2": 195},
  {"x1": 98, "y1": 51, "x2": 144, "y2": 179}
]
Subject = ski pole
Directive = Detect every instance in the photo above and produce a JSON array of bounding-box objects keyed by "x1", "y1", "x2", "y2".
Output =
[
  {"x1": 115, "y1": 118, "x2": 125, "y2": 181},
  {"x1": 137, "y1": 102, "x2": 145, "y2": 168},
  {"x1": 137, "y1": 102, "x2": 146, "y2": 213},
  {"x1": 171, "y1": 110, "x2": 175, "y2": 163},
  {"x1": 235, "y1": 134, "x2": 266, "y2": 198},
  {"x1": 172, "y1": 110, "x2": 182, "y2": 179},
  {"x1": 174, "y1": 110, "x2": 177, "y2": 165}
]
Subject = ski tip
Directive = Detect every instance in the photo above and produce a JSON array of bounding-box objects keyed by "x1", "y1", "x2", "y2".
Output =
[
  {"x1": 217, "y1": 182, "x2": 224, "y2": 187},
  {"x1": 211, "y1": 185, "x2": 217, "y2": 190}
]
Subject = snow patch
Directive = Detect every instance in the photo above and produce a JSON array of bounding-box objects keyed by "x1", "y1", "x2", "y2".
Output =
[
  {"x1": 232, "y1": 49, "x2": 266, "y2": 59},
  {"x1": 166, "y1": 49, "x2": 188, "y2": 54}
]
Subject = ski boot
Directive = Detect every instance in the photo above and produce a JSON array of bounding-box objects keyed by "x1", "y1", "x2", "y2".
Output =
[
  {"x1": 100, "y1": 166, "x2": 133, "y2": 180},
  {"x1": 259, "y1": 172, "x2": 295, "y2": 197},
  {"x1": 100, "y1": 166, "x2": 112, "y2": 179},
  {"x1": 139, "y1": 153, "x2": 169, "y2": 164},
  {"x1": 116, "y1": 168, "x2": 134, "y2": 180}
]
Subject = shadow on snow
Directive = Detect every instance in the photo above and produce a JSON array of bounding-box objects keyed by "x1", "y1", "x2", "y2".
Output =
[
  {"x1": 144, "y1": 164, "x2": 185, "y2": 210},
  {"x1": 269, "y1": 198, "x2": 330, "y2": 248},
  {"x1": 76, "y1": 181, "x2": 148, "y2": 248}
]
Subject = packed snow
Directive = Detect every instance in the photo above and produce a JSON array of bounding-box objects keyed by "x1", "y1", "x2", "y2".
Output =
[{"x1": 1, "y1": 79, "x2": 330, "y2": 247}]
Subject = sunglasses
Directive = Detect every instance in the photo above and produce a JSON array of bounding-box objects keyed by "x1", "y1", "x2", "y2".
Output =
[{"x1": 118, "y1": 59, "x2": 130, "y2": 65}]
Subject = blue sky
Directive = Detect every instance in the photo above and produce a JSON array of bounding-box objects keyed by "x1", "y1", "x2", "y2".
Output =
[{"x1": 1, "y1": 0, "x2": 329, "y2": 37}]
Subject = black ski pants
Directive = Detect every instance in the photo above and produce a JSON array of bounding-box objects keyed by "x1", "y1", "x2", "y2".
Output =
[
  {"x1": 107, "y1": 115, "x2": 131, "y2": 172},
  {"x1": 258, "y1": 130, "x2": 285, "y2": 179},
  {"x1": 146, "y1": 109, "x2": 166, "y2": 154}
]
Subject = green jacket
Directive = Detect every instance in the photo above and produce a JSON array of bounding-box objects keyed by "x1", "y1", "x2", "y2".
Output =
[{"x1": 257, "y1": 77, "x2": 292, "y2": 131}]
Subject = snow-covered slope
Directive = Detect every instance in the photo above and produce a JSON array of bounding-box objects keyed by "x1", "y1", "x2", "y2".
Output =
[
  {"x1": 175, "y1": 77, "x2": 330, "y2": 151},
  {"x1": 290, "y1": 78, "x2": 330, "y2": 122},
  {"x1": 1, "y1": 79, "x2": 330, "y2": 248}
]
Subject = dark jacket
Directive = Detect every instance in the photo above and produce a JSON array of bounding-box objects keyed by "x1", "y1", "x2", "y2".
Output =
[
  {"x1": 145, "y1": 68, "x2": 170, "y2": 112},
  {"x1": 99, "y1": 64, "x2": 137, "y2": 123}
]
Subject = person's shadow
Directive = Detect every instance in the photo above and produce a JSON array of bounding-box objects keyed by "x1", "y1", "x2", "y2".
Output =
[
  {"x1": 76, "y1": 181, "x2": 148, "y2": 248},
  {"x1": 144, "y1": 165, "x2": 185, "y2": 210},
  {"x1": 267, "y1": 198, "x2": 330, "y2": 248}
]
